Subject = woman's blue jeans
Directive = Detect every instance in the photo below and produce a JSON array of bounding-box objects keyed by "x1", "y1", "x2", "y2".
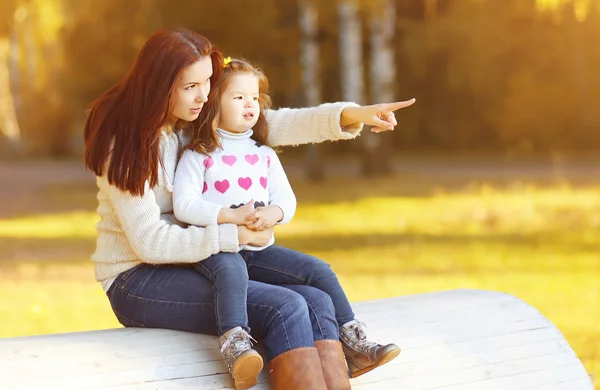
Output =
[{"x1": 106, "y1": 262, "x2": 340, "y2": 362}]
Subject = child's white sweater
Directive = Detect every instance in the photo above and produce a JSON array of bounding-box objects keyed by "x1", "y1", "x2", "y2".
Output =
[{"x1": 173, "y1": 128, "x2": 296, "y2": 250}]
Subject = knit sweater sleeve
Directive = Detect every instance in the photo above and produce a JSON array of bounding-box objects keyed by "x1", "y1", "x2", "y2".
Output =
[
  {"x1": 265, "y1": 102, "x2": 364, "y2": 147},
  {"x1": 97, "y1": 175, "x2": 239, "y2": 264},
  {"x1": 172, "y1": 150, "x2": 223, "y2": 227},
  {"x1": 266, "y1": 150, "x2": 296, "y2": 224}
]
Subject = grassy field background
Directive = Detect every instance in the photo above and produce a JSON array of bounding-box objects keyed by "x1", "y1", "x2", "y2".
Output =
[{"x1": 0, "y1": 157, "x2": 598, "y2": 388}]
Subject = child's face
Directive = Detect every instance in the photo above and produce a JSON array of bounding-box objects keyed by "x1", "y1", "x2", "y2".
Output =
[
  {"x1": 218, "y1": 72, "x2": 260, "y2": 133},
  {"x1": 169, "y1": 57, "x2": 212, "y2": 123}
]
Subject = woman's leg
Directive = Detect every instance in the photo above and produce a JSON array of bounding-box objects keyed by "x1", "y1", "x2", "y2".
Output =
[
  {"x1": 280, "y1": 284, "x2": 338, "y2": 341},
  {"x1": 282, "y1": 285, "x2": 351, "y2": 390},
  {"x1": 243, "y1": 245, "x2": 355, "y2": 326},
  {"x1": 245, "y1": 283, "x2": 329, "y2": 389}
]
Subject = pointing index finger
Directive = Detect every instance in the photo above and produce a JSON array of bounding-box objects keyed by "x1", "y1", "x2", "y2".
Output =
[{"x1": 383, "y1": 98, "x2": 416, "y2": 112}]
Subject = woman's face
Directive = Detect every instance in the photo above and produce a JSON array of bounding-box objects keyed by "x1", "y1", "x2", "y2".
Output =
[{"x1": 170, "y1": 56, "x2": 213, "y2": 123}]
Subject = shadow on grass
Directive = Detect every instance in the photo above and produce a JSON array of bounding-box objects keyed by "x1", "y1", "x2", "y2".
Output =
[
  {"x1": 276, "y1": 231, "x2": 600, "y2": 275},
  {"x1": 277, "y1": 231, "x2": 597, "y2": 252},
  {"x1": 0, "y1": 182, "x2": 98, "y2": 219},
  {"x1": 0, "y1": 236, "x2": 96, "y2": 263}
]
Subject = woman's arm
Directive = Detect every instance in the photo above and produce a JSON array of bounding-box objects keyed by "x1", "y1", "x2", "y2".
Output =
[
  {"x1": 265, "y1": 102, "x2": 362, "y2": 147},
  {"x1": 98, "y1": 175, "x2": 239, "y2": 264},
  {"x1": 265, "y1": 99, "x2": 416, "y2": 147}
]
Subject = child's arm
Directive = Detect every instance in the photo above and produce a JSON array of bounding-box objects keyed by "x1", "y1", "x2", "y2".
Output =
[
  {"x1": 246, "y1": 150, "x2": 296, "y2": 231},
  {"x1": 173, "y1": 150, "x2": 255, "y2": 226}
]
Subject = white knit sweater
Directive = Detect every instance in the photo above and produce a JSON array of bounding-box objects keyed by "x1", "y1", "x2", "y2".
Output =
[{"x1": 92, "y1": 102, "x2": 362, "y2": 290}]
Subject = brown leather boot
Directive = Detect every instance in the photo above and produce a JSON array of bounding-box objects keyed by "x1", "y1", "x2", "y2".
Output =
[
  {"x1": 267, "y1": 347, "x2": 328, "y2": 390},
  {"x1": 340, "y1": 320, "x2": 401, "y2": 378},
  {"x1": 314, "y1": 340, "x2": 352, "y2": 390}
]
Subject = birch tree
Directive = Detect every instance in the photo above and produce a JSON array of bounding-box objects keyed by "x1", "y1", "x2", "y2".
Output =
[
  {"x1": 368, "y1": 0, "x2": 396, "y2": 175},
  {"x1": 0, "y1": 0, "x2": 21, "y2": 150},
  {"x1": 300, "y1": 0, "x2": 325, "y2": 181}
]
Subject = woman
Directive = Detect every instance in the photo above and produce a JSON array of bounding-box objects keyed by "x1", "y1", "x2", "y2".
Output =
[{"x1": 84, "y1": 28, "x2": 414, "y2": 390}]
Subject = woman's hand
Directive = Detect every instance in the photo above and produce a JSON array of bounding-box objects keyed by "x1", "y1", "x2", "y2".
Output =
[
  {"x1": 340, "y1": 99, "x2": 416, "y2": 133},
  {"x1": 237, "y1": 225, "x2": 274, "y2": 247}
]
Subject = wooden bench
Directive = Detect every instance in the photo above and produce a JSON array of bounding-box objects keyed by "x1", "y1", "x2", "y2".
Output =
[{"x1": 0, "y1": 289, "x2": 594, "y2": 389}]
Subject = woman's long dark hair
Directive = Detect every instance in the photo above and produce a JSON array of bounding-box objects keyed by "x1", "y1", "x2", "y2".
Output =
[{"x1": 84, "y1": 28, "x2": 223, "y2": 195}]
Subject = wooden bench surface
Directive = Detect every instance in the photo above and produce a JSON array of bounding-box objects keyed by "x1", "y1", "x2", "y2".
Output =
[{"x1": 0, "y1": 289, "x2": 593, "y2": 389}]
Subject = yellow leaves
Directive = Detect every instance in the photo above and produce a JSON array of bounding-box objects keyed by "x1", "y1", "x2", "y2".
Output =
[
  {"x1": 31, "y1": 0, "x2": 65, "y2": 41},
  {"x1": 536, "y1": 0, "x2": 596, "y2": 21}
]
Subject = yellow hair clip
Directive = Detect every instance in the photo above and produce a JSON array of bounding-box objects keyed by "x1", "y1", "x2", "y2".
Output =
[{"x1": 223, "y1": 56, "x2": 232, "y2": 68}]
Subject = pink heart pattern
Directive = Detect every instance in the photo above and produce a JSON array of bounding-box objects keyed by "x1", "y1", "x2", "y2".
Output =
[
  {"x1": 245, "y1": 154, "x2": 259, "y2": 165},
  {"x1": 238, "y1": 177, "x2": 252, "y2": 190},
  {"x1": 203, "y1": 157, "x2": 214, "y2": 170},
  {"x1": 267, "y1": 156, "x2": 272, "y2": 169},
  {"x1": 214, "y1": 180, "x2": 230, "y2": 194},
  {"x1": 202, "y1": 182, "x2": 208, "y2": 194},
  {"x1": 260, "y1": 177, "x2": 268, "y2": 189},
  {"x1": 222, "y1": 155, "x2": 237, "y2": 166}
]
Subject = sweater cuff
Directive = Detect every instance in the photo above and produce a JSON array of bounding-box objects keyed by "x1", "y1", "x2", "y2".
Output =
[
  {"x1": 322, "y1": 102, "x2": 364, "y2": 141},
  {"x1": 218, "y1": 223, "x2": 240, "y2": 253},
  {"x1": 274, "y1": 205, "x2": 293, "y2": 225}
]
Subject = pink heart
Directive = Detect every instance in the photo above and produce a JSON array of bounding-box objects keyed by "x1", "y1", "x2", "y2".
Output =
[
  {"x1": 245, "y1": 154, "x2": 259, "y2": 165},
  {"x1": 238, "y1": 177, "x2": 252, "y2": 190},
  {"x1": 260, "y1": 177, "x2": 268, "y2": 189},
  {"x1": 267, "y1": 156, "x2": 272, "y2": 169},
  {"x1": 202, "y1": 182, "x2": 208, "y2": 194},
  {"x1": 222, "y1": 155, "x2": 237, "y2": 166},
  {"x1": 214, "y1": 180, "x2": 230, "y2": 194},
  {"x1": 203, "y1": 157, "x2": 214, "y2": 170}
]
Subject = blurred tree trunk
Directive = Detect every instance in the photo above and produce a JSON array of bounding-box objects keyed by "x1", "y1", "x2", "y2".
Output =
[
  {"x1": 368, "y1": 0, "x2": 396, "y2": 175},
  {"x1": 425, "y1": 0, "x2": 438, "y2": 22},
  {"x1": 9, "y1": 25, "x2": 20, "y2": 116},
  {"x1": 567, "y1": 2, "x2": 594, "y2": 148},
  {"x1": 0, "y1": 0, "x2": 21, "y2": 152},
  {"x1": 300, "y1": 0, "x2": 325, "y2": 181},
  {"x1": 338, "y1": 0, "x2": 369, "y2": 175},
  {"x1": 0, "y1": 38, "x2": 22, "y2": 151}
]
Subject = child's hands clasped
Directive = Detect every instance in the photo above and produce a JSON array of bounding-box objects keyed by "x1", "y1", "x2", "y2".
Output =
[
  {"x1": 222, "y1": 199, "x2": 258, "y2": 225},
  {"x1": 245, "y1": 205, "x2": 283, "y2": 231}
]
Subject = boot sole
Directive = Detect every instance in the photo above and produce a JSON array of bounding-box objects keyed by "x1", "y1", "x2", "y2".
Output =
[
  {"x1": 349, "y1": 347, "x2": 401, "y2": 379},
  {"x1": 233, "y1": 352, "x2": 264, "y2": 390}
]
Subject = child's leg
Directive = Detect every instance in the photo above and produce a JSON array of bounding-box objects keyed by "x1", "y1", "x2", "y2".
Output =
[
  {"x1": 193, "y1": 252, "x2": 249, "y2": 335},
  {"x1": 194, "y1": 253, "x2": 263, "y2": 389},
  {"x1": 243, "y1": 245, "x2": 355, "y2": 326}
]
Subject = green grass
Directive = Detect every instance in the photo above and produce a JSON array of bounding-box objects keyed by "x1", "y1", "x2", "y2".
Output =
[{"x1": 0, "y1": 175, "x2": 598, "y2": 387}]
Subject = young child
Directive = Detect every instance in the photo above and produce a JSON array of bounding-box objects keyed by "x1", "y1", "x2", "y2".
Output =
[{"x1": 173, "y1": 58, "x2": 400, "y2": 388}]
